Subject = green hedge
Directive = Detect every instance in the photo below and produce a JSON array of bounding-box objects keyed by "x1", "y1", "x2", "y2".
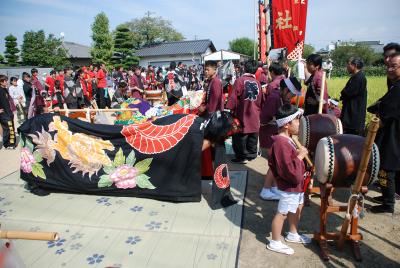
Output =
[{"x1": 331, "y1": 66, "x2": 386, "y2": 77}]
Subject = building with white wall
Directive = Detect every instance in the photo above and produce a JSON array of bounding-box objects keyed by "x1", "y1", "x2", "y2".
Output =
[{"x1": 135, "y1": 39, "x2": 216, "y2": 67}]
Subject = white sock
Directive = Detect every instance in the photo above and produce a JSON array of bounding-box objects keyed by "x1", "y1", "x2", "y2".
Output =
[
  {"x1": 271, "y1": 187, "x2": 282, "y2": 194},
  {"x1": 261, "y1": 188, "x2": 271, "y2": 193},
  {"x1": 269, "y1": 239, "x2": 281, "y2": 246},
  {"x1": 287, "y1": 232, "x2": 298, "y2": 238}
]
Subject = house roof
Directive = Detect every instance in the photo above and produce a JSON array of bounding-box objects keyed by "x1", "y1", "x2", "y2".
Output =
[
  {"x1": 204, "y1": 50, "x2": 249, "y2": 61},
  {"x1": 62, "y1": 41, "x2": 91, "y2": 58},
  {"x1": 355, "y1": 41, "x2": 382, "y2": 46},
  {"x1": 135, "y1": 39, "x2": 216, "y2": 57}
]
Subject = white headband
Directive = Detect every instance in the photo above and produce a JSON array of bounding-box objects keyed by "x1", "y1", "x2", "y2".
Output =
[
  {"x1": 275, "y1": 109, "x2": 304, "y2": 127},
  {"x1": 284, "y1": 78, "x2": 301, "y2": 96},
  {"x1": 329, "y1": 99, "x2": 339, "y2": 106}
]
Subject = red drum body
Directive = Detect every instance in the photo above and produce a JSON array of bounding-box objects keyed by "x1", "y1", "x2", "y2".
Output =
[
  {"x1": 145, "y1": 90, "x2": 164, "y2": 105},
  {"x1": 299, "y1": 114, "x2": 343, "y2": 153},
  {"x1": 315, "y1": 134, "x2": 380, "y2": 187}
]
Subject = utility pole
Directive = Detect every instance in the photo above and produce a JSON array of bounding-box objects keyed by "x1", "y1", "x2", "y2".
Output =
[{"x1": 145, "y1": 11, "x2": 154, "y2": 18}]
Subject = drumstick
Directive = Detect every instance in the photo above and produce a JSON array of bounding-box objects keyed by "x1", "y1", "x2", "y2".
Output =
[
  {"x1": 292, "y1": 137, "x2": 313, "y2": 167},
  {"x1": 318, "y1": 71, "x2": 326, "y2": 114},
  {"x1": 337, "y1": 116, "x2": 380, "y2": 249}
]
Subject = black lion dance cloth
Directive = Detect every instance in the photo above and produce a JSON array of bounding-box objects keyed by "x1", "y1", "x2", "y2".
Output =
[{"x1": 18, "y1": 112, "x2": 237, "y2": 209}]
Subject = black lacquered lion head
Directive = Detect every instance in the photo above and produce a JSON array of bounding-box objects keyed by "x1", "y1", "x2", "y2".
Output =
[{"x1": 203, "y1": 111, "x2": 241, "y2": 144}]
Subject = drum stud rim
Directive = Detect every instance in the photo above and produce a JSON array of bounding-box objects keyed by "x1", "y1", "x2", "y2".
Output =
[{"x1": 327, "y1": 136, "x2": 335, "y2": 183}]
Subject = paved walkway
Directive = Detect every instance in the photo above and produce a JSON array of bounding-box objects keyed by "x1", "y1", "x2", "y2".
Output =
[{"x1": 0, "y1": 142, "x2": 399, "y2": 267}]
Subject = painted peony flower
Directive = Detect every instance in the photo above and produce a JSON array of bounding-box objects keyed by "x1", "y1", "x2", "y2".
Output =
[
  {"x1": 115, "y1": 178, "x2": 137, "y2": 189},
  {"x1": 110, "y1": 165, "x2": 138, "y2": 189},
  {"x1": 21, "y1": 148, "x2": 35, "y2": 173}
]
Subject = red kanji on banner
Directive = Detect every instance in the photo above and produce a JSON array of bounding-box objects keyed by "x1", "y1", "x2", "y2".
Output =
[{"x1": 271, "y1": 0, "x2": 308, "y2": 60}]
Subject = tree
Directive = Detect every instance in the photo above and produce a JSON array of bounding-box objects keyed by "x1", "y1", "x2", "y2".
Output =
[
  {"x1": 113, "y1": 24, "x2": 139, "y2": 68},
  {"x1": 4, "y1": 34, "x2": 19, "y2": 66},
  {"x1": 0, "y1": 54, "x2": 4, "y2": 63},
  {"x1": 21, "y1": 30, "x2": 46, "y2": 66},
  {"x1": 229, "y1": 37, "x2": 256, "y2": 59},
  {"x1": 21, "y1": 30, "x2": 69, "y2": 67},
  {"x1": 126, "y1": 15, "x2": 184, "y2": 48},
  {"x1": 91, "y1": 12, "x2": 113, "y2": 65},
  {"x1": 302, "y1": 44, "x2": 315, "y2": 59},
  {"x1": 45, "y1": 34, "x2": 69, "y2": 67},
  {"x1": 331, "y1": 44, "x2": 380, "y2": 67}
]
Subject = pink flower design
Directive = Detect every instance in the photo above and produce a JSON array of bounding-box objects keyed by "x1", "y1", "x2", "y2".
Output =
[
  {"x1": 110, "y1": 165, "x2": 138, "y2": 189},
  {"x1": 21, "y1": 148, "x2": 35, "y2": 173}
]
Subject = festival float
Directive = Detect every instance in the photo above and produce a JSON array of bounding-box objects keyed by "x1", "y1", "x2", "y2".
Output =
[{"x1": 18, "y1": 90, "x2": 239, "y2": 210}]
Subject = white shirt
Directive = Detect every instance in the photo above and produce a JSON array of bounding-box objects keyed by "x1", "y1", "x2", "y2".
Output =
[{"x1": 9, "y1": 85, "x2": 26, "y2": 105}]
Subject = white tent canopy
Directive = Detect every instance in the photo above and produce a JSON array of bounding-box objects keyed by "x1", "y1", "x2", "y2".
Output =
[{"x1": 204, "y1": 50, "x2": 242, "y2": 61}]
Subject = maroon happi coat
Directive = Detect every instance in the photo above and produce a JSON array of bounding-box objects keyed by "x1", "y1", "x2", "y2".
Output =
[
  {"x1": 259, "y1": 75, "x2": 285, "y2": 148},
  {"x1": 304, "y1": 69, "x2": 329, "y2": 115},
  {"x1": 129, "y1": 75, "x2": 144, "y2": 99},
  {"x1": 206, "y1": 75, "x2": 224, "y2": 113},
  {"x1": 268, "y1": 135, "x2": 305, "y2": 193},
  {"x1": 226, "y1": 73, "x2": 262, "y2": 134}
]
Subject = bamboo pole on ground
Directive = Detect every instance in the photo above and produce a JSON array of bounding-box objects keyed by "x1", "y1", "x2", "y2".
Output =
[{"x1": 0, "y1": 230, "x2": 59, "y2": 241}]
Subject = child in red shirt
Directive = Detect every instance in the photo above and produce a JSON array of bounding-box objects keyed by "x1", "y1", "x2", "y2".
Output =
[{"x1": 267, "y1": 104, "x2": 311, "y2": 255}]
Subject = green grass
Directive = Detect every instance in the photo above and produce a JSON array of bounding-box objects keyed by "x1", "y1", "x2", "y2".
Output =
[{"x1": 326, "y1": 76, "x2": 387, "y2": 123}]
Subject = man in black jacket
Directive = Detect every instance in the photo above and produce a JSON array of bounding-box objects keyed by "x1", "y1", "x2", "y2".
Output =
[
  {"x1": 22, "y1": 72, "x2": 32, "y2": 110},
  {"x1": 368, "y1": 53, "x2": 400, "y2": 213},
  {"x1": 0, "y1": 75, "x2": 16, "y2": 149},
  {"x1": 340, "y1": 57, "x2": 367, "y2": 135}
]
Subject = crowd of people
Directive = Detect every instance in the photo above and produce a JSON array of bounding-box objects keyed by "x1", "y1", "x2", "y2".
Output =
[{"x1": 0, "y1": 42, "x2": 399, "y2": 255}]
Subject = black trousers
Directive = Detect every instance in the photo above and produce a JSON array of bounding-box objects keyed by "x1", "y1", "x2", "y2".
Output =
[
  {"x1": 232, "y1": 132, "x2": 258, "y2": 160},
  {"x1": 343, "y1": 127, "x2": 363, "y2": 136},
  {"x1": 0, "y1": 114, "x2": 16, "y2": 148},
  {"x1": 96, "y1": 87, "x2": 110, "y2": 108},
  {"x1": 167, "y1": 93, "x2": 179, "y2": 106},
  {"x1": 379, "y1": 170, "x2": 400, "y2": 209}
]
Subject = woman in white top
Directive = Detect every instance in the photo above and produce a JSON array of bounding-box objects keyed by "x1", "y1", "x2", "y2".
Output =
[{"x1": 9, "y1": 76, "x2": 26, "y2": 123}]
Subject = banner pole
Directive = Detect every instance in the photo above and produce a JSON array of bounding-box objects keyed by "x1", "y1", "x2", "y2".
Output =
[{"x1": 254, "y1": 0, "x2": 257, "y2": 60}]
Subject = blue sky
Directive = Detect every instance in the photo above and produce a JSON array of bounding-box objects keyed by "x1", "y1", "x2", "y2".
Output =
[{"x1": 0, "y1": 0, "x2": 399, "y2": 54}]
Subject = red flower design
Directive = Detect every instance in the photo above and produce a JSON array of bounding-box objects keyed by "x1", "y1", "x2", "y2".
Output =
[
  {"x1": 214, "y1": 164, "x2": 230, "y2": 189},
  {"x1": 121, "y1": 115, "x2": 197, "y2": 154}
]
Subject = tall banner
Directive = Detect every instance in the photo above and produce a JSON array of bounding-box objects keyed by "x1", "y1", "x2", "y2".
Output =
[
  {"x1": 258, "y1": 1, "x2": 267, "y2": 63},
  {"x1": 271, "y1": 0, "x2": 308, "y2": 60}
]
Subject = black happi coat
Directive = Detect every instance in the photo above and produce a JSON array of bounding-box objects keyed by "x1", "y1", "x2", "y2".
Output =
[
  {"x1": 340, "y1": 71, "x2": 367, "y2": 131},
  {"x1": 368, "y1": 79, "x2": 400, "y2": 171},
  {"x1": 18, "y1": 114, "x2": 204, "y2": 202},
  {"x1": 0, "y1": 87, "x2": 13, "y2": 119}
]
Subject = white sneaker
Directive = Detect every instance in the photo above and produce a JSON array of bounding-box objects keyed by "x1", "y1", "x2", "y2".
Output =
[
  {"x1": 260, "y1": 188, "x2": 281, "y2": 200},
  {"x1": 267, "y1": 240, "x2": 294, "y2": 255},
  {"x1": 284, "y1": 232, "x2": 312, "y2": 244}
]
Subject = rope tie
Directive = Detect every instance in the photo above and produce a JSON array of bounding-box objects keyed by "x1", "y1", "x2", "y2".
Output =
[{"x1": 345, "y1": 193, "x2": 365, "y2": 220}]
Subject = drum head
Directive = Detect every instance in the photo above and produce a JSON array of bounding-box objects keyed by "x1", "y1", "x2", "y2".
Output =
[
  {"x1": 298, "y1": 116, "x2": 309, "y2": 148},
  {"x1": 368, "y1": 143, "x2": 380, "y2": 185},
  {"x1": 315, "y1": 137, "x2": 333, "y2": 184},
  {"x1": 337, "y1": 117, "x2": 343, "y2": 134}
]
